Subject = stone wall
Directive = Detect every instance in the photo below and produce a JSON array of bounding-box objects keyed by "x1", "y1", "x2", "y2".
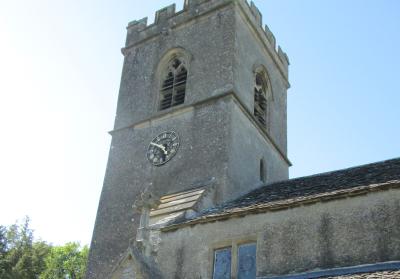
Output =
[
  {"x1": 86, "y1": 1, "x2": 291, "y2": 278},
  {"x1": 156, "y1": 188, "x2": 400, "y2": 278},
  {"x1": 233, "y1": 5, "x2": 289, "y2": 153},
  {"x1": 116, "y1": 1, "x2": 237, "y2": 130}
]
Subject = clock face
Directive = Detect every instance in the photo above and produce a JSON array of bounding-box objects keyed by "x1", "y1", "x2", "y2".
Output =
[{"x1": 147, "y1": 131, "x2": 180, "y2": 166}]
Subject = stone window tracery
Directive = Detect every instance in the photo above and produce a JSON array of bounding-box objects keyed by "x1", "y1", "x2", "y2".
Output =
[{"x1": 159, "y1": 57, "x2": 187, "y2": 110}]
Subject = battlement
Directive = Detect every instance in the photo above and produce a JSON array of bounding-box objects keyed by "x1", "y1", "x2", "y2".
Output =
[{"x1": 124, "y1": 0, "x2": 289, "y2": 76}]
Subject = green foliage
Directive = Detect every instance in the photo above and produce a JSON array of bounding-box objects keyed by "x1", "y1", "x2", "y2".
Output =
[
  {"x1": 0, "y1": 225, "x2": 8, "y2": 278},
  {"x1": 0, "y1": 217, "x2": 51, "y2": 279},
  {"x1": 0, "y1": 217, "x2": 88, "y2": 279},
  {"x1": 32, "y1": 242, "x2": 52, "y2": 277},
  {"x1": 40, "y1": 243, "x2": 89, "y2": 279}
]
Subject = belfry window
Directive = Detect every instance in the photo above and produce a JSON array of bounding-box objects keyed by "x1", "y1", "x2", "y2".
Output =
[
  {"x1": 254, "y1": 72, "x2": 269, "y2": 128},
  {"x1": 159, "y1": 58, "x2": 187, "y2": 111}
]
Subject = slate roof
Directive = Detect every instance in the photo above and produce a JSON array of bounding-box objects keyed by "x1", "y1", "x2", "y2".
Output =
[
  {"x1": 164, "y1": 157, "x2": 400, "y2": 230},
  {"x1": 257, "y1": 262, "x2": 400, "y2": 279},
  {"x1": 327, "y1": 269, "x2": 400, "y2": 278}
]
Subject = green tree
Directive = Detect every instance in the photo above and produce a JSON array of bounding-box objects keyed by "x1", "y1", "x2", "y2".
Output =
[
  {"x1": 0, "y1": 218, "x2": 89, "y2": 279},
  {"x1": 0, "y1": 225, "x2": 9, "y2": 278},
  {"x1": 40, "y1": 242, "x2": 89, "y2": 279},
  {"x1": 32, "y1": 241, "x2": 52, "y2": 277},
  {"x1": 0, "y1": 217, "x2": 51, "y2": 279},
  {"x1": 6, "y1": 219, "x2": 34, "y2": 278}
]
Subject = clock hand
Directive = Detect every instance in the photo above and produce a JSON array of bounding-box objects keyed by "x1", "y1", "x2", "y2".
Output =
[
  {"x1": 150, "y1": 142, "x2": 163, "y2": 149},
  {"x1": 150, "y1": 142, "x2": 168, "y2": 155}
]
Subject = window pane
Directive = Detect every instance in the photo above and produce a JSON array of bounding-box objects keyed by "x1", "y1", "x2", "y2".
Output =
[
  {"x1": 237, "y1": 243, "x2": 256, "y2": 279},
  {"x1": 213, "y1": 248, "x2": 231, "y2": 279}
]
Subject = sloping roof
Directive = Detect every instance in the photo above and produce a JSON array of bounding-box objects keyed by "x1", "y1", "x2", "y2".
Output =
[
  {"x1": 164, "y1": 157, "x2": 400, "y2": 230},
  {"x1": 150, "y1": 188, "x2": 206, "y2": 217},
  {"x1": 327, "y1": 269, "x2": 400, "y2": 278},
  {"x1": 149, "y1": 187, "x2": 206, "y2": 225},
  {"x1": 257, "y1": 261, "x2": 400, "y2": 279}
]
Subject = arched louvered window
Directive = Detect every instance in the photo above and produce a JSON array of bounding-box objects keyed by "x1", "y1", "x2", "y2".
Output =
[
  {"x1": 254, "y1": 71, "x2": 269, "y2": 128},
  {"x1": 159, "y1": 58, "x2": 187, "y2": 111}
]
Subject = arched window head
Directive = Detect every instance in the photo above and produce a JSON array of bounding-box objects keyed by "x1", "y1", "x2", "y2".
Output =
[
  {"x1": 253, "y1": 69, "x2": 271, "y2": 129},
  {"x1": 159, "y1": 57, "x2": 188, "y2": 111}
]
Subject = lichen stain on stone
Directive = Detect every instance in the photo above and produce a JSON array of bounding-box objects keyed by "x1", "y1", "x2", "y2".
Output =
[
  {"x1": 318, "y1": 213, "x2": 334, "y2": 268},
  {"x1": 174, "y1": 246, "x2": 185, "y2": 279}
]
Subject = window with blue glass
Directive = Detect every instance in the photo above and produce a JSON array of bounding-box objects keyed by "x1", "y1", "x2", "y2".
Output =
[
  {"x1": 213, "y1": 248, "x2": 232, "y2": 279},
  {"x1": 212, "y1": 243, "x2": 257, "y2": 279},
  {"x1": 237, "y1": 243, "x2": 257, "y2": 279}
]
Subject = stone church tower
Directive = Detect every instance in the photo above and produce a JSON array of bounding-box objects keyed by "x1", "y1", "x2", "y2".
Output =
[{"x1": 86, "y1": 0, "x2": 290, "y2": 278}]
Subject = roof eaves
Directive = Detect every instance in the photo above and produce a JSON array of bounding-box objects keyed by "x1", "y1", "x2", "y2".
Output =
[{"x1": 161, "y1": 180, "x2": 400, "y2": 232}]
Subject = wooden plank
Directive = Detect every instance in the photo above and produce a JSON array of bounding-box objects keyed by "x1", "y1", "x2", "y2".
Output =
[
  {"x1": 150, "y1": 201, "x2": 197, "y2": 217},
  {"x1": 160, "y1": 188, "x2": 204, "y2": 201},
  {"x1": 154, "y1": 195, "x2": 201, "y2": 210}
]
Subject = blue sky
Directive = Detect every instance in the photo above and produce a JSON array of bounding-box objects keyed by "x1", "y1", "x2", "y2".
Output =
[{"x1": 0, "y1": 0, "x2": 399, "y2": 245}]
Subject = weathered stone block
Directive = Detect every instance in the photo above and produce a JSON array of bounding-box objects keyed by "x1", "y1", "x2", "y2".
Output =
[
  {"x1": 126, "y1": 17, "x2": 147, "y2": 47},
  {"x1": 264, "y1": 24, "x2": 276, "y2": 49},
  {"x1": 250, "y1": 1, "x2": 262, "y2": 27},
  {"x1": 184, "y1": 0, "x2": 210, "y2": 9},
  {"x1": 278, "y1": 46, "x2": 290, "y2": 72},
  {"x1": 155, "y1": 4, "x2": 176, "y2": 24},
  {"x1": 127, "y1": 17, "x2": 148, "y2": 31}
]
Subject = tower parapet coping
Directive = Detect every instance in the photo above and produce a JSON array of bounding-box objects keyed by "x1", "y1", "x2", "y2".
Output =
[{"x1": 123, "y1": 0, "x2": 289, "y2": 78}]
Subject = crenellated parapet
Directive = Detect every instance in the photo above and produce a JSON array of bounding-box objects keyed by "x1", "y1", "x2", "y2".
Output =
[
  {"x1": 184, "y1": 0, "x2": 210, "y2": 8},
  {"x1": 124, "y1": 0, "x2": 289, "y2": 77},
  {"x1": 249, "y1": 1, "x2": 262, "y2": 26},
  {"x1": 237, "y1": 0, "x2": 290, "y2": 76},
  {"x1": 154, "y1": 4, "x2": 176, "y2": 24}
]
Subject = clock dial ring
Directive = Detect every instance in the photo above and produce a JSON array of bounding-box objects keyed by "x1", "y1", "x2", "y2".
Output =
[{"x1": 147, "y1": 131, "x2": 180, "y2": 166}]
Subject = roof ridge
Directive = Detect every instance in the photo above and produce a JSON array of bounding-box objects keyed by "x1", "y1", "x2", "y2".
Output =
[{"x1": 266, "y1": 157, "x2": 400, "y2": 188}]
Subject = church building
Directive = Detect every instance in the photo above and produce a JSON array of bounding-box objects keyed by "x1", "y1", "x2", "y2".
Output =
[{"x1": 86, "y1": 0, "x2": 400, "y2": 278}]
